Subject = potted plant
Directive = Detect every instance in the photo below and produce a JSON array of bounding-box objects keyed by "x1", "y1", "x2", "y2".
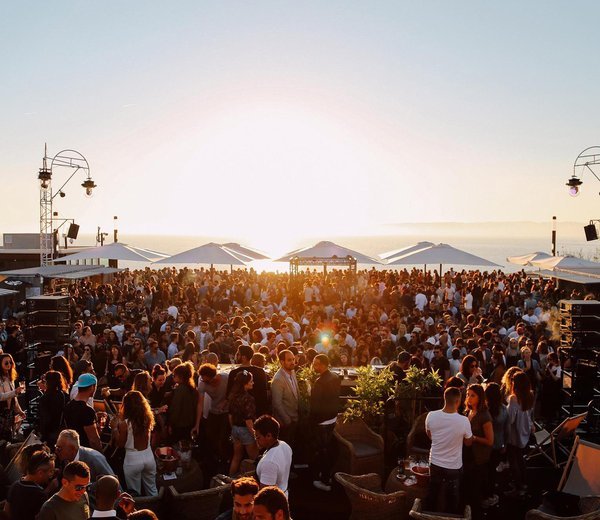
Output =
[{"x1": 394, "y1": 365, "x2": 442, "y2": 424}]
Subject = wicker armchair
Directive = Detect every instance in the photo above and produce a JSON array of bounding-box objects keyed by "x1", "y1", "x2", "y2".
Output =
[
  {"x1": 526, "y1": 496, "x2": 600, "y2": 520},
  {"x1": 406, "y1": 413, "x2": 431, "y2": 458},
  {"x1": 335, "y1": 472, "x2": 406, "y2": 520},
  {"x1": 409, "y1": 498, "x2": 471, "y2": 520},
  {"x1": 334, "y1": 417, "x2": 385, "y2": 477},
  {"x1": 168, "y1": 482, "x2": 230, "y2": 520},
  {"x1": 133, "y1": 486, "x2": 167, "y2": 519}
]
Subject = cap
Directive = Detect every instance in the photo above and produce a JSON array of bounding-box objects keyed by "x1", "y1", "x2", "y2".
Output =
[
  {"x1": 284, "y1": 317, "x2": 294, "y2": 324},
  {"x1": 77, "y1": 373, "x2": 98, "y2": 389}
]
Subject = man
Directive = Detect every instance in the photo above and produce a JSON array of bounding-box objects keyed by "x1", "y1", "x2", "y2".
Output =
[
  {"x1": 64, "y1": 374, "x2": 103, "y2": 451},
  {"x1": 55, "y1": 429, "x2": 115, "y2": 483},
  {"x1": 425, "y1": 387, "x2": 473, "y2": 514},
  {"x1": 309, "y1": 354, "x2": 340, "y2": 492},
  {"x1": 102, "y1": 363, "x2": 142, "y2": 399},
  {"x1": 270, "y1": 350, "x2": 299, "y2": 445},
  {"x1": 91, "y1": 475, "x2": 122, "y2": 520},
  {"x1": 254, "y1": 415, "x2": 292, "y2": 495},
  {"x1": 227, "y1": 344, "x2": 269, "y2": 416},
  {"x1": 215, "y1": 476, "x2": 259, "y2": 520},
  {"x1": 37, "y1": 461, "x2": 91, "y2": 520},
  {"x1": 197, "y1": 321, "x2": 213, "y2": 350},
  {"x1": 253, "y1": 486, "x2": 291, "y2": 520},
  {"x1": 144, "y1": 338, "x2": 167, "y2": 369},
  {"x1": 6, "y1": 449, "x2": 55, "y2": 520},
  {"x1": 430, "y1": 346, "x2": 451, "y2": 381},
  {"x1": 166, "y1": 332, "x2": 180, "y2": 359},
  {"x1": 192, "y1": 363, "x2": 229, "y2": 460}
]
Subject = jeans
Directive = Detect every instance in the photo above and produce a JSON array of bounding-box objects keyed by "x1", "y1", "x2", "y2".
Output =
[
  {"x1": 507, "y1": 444, "x2": 526, "y2": 490},
  {"x1": 310, "y1": 422, "x2": 337, "y2": 485},
  {"x1": 124, "y1": 446, "x2": 158, "y2": 497},
  {"x1": 425, "y1": 463, "x2": 462, "y2": 514}
]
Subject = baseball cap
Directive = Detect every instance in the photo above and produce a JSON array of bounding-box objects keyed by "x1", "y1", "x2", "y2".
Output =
[{"x1": 77, "y1": 373, "x2": 98, "y2": 388}]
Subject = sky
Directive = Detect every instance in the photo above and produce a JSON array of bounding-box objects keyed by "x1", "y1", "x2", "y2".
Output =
[{"x1": 2, "y1": 1, "x2": 600, "y2": 252}]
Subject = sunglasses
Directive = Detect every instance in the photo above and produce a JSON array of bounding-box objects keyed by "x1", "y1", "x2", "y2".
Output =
[{"x1": 74, "y1": 483, "x2": 91, "y2": 492}]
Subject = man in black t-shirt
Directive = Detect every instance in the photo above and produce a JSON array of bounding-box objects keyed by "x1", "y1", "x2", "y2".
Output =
[
  {"x1": 430, "y1": 346, "x2": 450, "y2": 381},
  {"x1": 7, "y1": 449, "x2": 56, "y2": 520},
  {"x1": 102, "y1": 364, "x2": 141, "y2": 400},
  {"x1": 64, "y1": 374, "x2": 102, "y2": 451}
]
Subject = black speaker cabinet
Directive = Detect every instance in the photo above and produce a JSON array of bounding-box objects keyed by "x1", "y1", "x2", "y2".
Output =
[
  {"x1": 67, "y1": 223, "x2": 80, "y2": 240},
  {"x1": 26, "y1": 296, "x2": 70, "y2": 312},
  {"x1": 559, "y1": 300, "x2": 600, "y2": 316},
  {"x1": 584, "y1": 224, "x2": 598, "y2": 242},
  {"x1": 561, "y1": 315, "x2": 600, "y2": 331}
]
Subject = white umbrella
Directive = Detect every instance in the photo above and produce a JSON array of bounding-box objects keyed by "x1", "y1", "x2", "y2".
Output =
[
  {"x1": 386, "y1": 243, "x2": 501, "y2": 272},
  {"x1": 221, "y1": 243, "x2": 270, "y2": 260},
  {"x1": 507, "y1": 252, "x2": 552, "y2": 266},
  {"x1": 379, "y1": 241, "x2": 435, "y2": 261},
  {"x1": 275, "y1": 240, "x2": 381, "y2": 264},
  {"x1": 153, "y1": 242, "x2": 248, "y2": 266},
  {"x1": 56, "y1": 242, "x2": 168, "y2": 262},
  {"x1": 530, "y1": 255, "x2": 600, "y2": 270}
]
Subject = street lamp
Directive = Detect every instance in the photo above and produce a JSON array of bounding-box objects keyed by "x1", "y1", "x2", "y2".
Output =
[
  {"x1": 37, "y1": 144, "x2": 98, "y2": 266},
  {"x1": 567, "y1": 146, "x2": 600, "y2": 197}
]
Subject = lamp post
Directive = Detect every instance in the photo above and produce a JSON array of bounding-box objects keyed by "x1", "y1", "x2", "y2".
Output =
[
  {"x1": 37, "y1": 145, "x2": 97, "y2": 266},
  {"x1": 566, "y1": 146, "x2": 600, "y2": 197}
]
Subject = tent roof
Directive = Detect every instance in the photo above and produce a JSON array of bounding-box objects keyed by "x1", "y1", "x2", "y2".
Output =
[
  {"x1": 56, "y1": 242, "x2": 168, "y2": 262},
  {"x1": 537, "y1": 269, "x2": 600, "y2": 285},
  {"x1": 385, "y1": 243, "x2": 501, "y2": 267},
  {"x1": 154, "y1": 242, "x2": 249, "y2": 266},
  {"x1": 275, "y1": 241, "x2": 381, "y2": 264},
  {"x1": 0, "y1": 265, "x2": 119, "y2": 279},
  {"x1": 507, "y1": 252, "x2": 553, "y2": 266},
  {"x1": 531, "y1": 255, "x2": 600, "y2": 270},
  {"x1": 379, "y1": 241, "x2": 434, "y2": 260},
  {"x1": 221, "y1": 243, "x2": 270, "y2": 260}
]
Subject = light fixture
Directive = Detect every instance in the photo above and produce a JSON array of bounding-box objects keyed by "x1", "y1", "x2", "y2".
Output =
[
  {"x1": 81, "y1": 178, "x2": 97, "y2": 197},
  {"x1": 38, "y1": 168, "x2": 51, "y2": 189},
  {"x1": 566, "y1": 175, "x2": 582, "y2": 197}
]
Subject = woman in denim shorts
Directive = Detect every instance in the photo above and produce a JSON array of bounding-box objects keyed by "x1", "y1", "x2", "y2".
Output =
[{"x1": 228, "y1": 370, "x2": 258, "y2": 475}]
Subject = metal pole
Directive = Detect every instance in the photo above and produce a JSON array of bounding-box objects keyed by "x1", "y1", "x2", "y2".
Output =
[{"x1": 552, "y1": 216, "x2": 557, "y2": 256}]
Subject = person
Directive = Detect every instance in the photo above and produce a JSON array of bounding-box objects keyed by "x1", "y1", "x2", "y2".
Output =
[
  {"x1": 49, "y1": 355, "x2": 74, "y2": 389},
  {"x1": 0, "y1": 353, "x2": 26, "y2": 441},
  {"x1": 5, "y1": 448, "x2": 56, "y2": 520},
  {"x1": 253, "y1": 486, "x2": 291, "y2": 520},
  {"x1": 430, "y1": 346, "x2": 450, "y2": 380},
  {"x1": 463, "y1": 384, "x2": 493, "y2": 517},
  {"x1": 37, "y1": 460, "x2": 91, "y2": 520},
  {"x1": 38, "y1": 370, "x2": 69, "y2": 447},
  {"x1": 227, "y1": 344, "x2": 270, "y2": 416},
  {"x1": 102, "y1": 364, "x2": 142, "y2": 400},
  {"x1": 505, "y1": 371, "x2": 534, "y2": 498},
  {"x1": 254, "y1": 415, "x2": 292, "y2": 495},
  {"x1": 168, "y1": 362, "x2": 198, "y2": 442},
  {"x1": 91, "y1": 475, "x2": 133, "y2": 520},
  {"x1": 64, "y1": 373, "x2": 103, "y2": 451},
  {"x1": 484, "y1": 382, "x2": 508, "y2": 507},
  {"x1": 425, "y1": 386, "x2": 473, "y2": 514},
  {"x1": 128, "y1": 510, "x2": 158, "y2": 520},
  {"x1": 270, "y1": 350, "x2": 300, "y2": 446},
  {"x1": 55, "y1": 429, "x2": 116, "y2": 482},
  {"x1": 228, "y1": 370, "x2": 259, "y2": 476},
  {"x1": 517, "y1": 346, "x2": 542, "y2": 400},
  {"x1": 192, "y1": 363, "x2": 230, "y2": 460},
  {"x1": 456, "y1": 354, "x2": 483, "y2": 386},
  {"x1": 541, "y1": 352, "x2": 561, "y2": 420},
  {"x1": 144, "y1": 339, "x2": 166, "y2": 371},
  {"x1": 114, "y1": 390, "x2": 158, "y2": 497},
  {"x1": 215, "y1": 476, "x2": 259, "y2": 520}
]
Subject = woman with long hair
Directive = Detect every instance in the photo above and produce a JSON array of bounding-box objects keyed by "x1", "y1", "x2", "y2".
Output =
[
  {"x1": 0, "y1": 354, "x2": 25, "y2": 441},
  {"x1": 168, "y1": 362, "x2": 198, "y2": 442},
  {"x1": 505, "y1": 371, "x2": 534, "y2": 497},
  {"x1": 489, "y1": 352, "x2": 506, "y2": 385},
  {"x1": 64, "y1": 344, "x2": 79, "y2": 365},
  {"x1": 517, "y1": 346, "x2": 542, "y2": 399},
  {"x1": 132, "y1": 371, "x2": 152, "y2": 398},
  {"x1": 457, "y1": 354, "x2": 483, "y2": 386},
  {"x1": 500, "y1": 366, "x2": 522, "y2": 403},
  {"x1": 228, "y1": 370, "x2": 258, "y2": 475},
  {"x1": 49, "y1": 354, "x2": 73, "y2": 389},
  {"x1": 77, "y1": 326, "x2": 97, "y2": 349},
  {"x1": 463, "y1": 383, "x2": 494, "y2": 516},
  {"x1": 483, "y1": 382, "x2": 508, "y2": 507},
  {"x1": 38, "y1": 370, "x2": 69, "y2": 447},
  {"x1": 114, "y1": 390, "x2": 158, "y2": 497}
]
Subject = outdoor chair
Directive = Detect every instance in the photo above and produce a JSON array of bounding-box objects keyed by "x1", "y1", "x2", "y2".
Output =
[
  {"x1": 526, "y1": 436, "x2": 600, "y2": 520},
  {"x1": 334, "y1": 416, "x2": 385, "y2": 477},
  {"x1": 133, "y1": 486, "x2": 167, "y2": 519},
  {"x1": 406, "y1": 412, "x2": 431, "y2": 458},
  {"x1": 527, "y1": 411, "x2": 587, "y2": 468},
  {"x1": 335, "y1": 472, "x2": 406, "y2": 520},
  {"x1": 409, "y1": 498, "x2": 471, "y2": 520},
  {"x1": 168, "y1": 481, "x2": 230, "y2": 520}
]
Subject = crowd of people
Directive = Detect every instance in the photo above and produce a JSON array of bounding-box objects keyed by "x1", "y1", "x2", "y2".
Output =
[{"x1": 0, "y1": 264, "x2": 587, "y2": 519}]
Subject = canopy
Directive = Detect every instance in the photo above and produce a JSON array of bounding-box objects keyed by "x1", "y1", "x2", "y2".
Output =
[
  {"x1": 56, "y1": 242, "x2": 168, "y2": 263},
  {"x1": 153, "y1": 242, "x2": 249, "y2": 266},
  {"x1": 386, "y1": 243, "x2": 501, "y2": 268},
  {"x1": 275, "y1": 241, "x2": 381, "y2": 264},
  {"x1": 507, "y1": 252, "x2": 552, "y2": 266},
  {"x1": 221, "y1": 243, "x2": 270, "y2": 260},
  {"x1": 531, "y1": 255, "x2": 600, "y2": 271},
  {"x1": 379, "y1": 241, "x2": 434, "y2": 261}
]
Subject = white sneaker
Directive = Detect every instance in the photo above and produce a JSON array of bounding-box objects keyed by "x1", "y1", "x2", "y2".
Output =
[{"x1": 313, "y1": 480, "x2": 332, "y2": 492}]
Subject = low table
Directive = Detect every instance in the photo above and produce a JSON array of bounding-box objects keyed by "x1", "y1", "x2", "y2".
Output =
[
  {"x1": 385, "y1": 465, "x2": 429, "y2": 518},
  {"x1": 157, "y1": 458, "x2": 203, "y2": 493}
]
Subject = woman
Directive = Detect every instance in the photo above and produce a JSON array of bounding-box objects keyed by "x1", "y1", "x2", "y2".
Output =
[
  {"x1": 0, "y1": 354, "x2": 26, "y2": 441},
  {"x1": 489, "y1": 352, "x2": 506, "y2": 385},
  {"x1": 132, "y1": 371, "x2": 152, "y2": 398},
  {"x1": 463, "y1": 384, "x2": 494, "y2": 515},
  {"x1": 73, "y1": 347, "x2": 93, "y2": 380},
  {"x1": 114, "y1": 390, "x2": 158, "y2": 497},
  {"x1": 49, "y1": 355, "x2": 73, "y2": 389},
  {"x1": 77, "y1": 326, "x2": 97, "y2": 349},
  {"x1": 64, "y1": 344, "x2": 79, "y2": 365},
  {"x1": 228, "y1": 370, "x2": 258, "y2": 475},
  {"x1": 500, "y1": 366, "x2": 522, "y2": 403},
  {"x1": 168, "y1": 362, "x2": 198, "y2": 442},
  {"x1": 505, "y1": 338, "x2": 520, "y2": 369},
  {"x1": 506, "y1": 371, "x2": 534, "y2": 497},
  {"x1": 108, "y1": 330, "x2": 121, "y2": 347},
  {"x1": 457, "y1": 354, "x2": 483, "y2": 386},
  {"x1": 541, "y1": 352, "x2": 562, "y2": 420},
  {"x1": 483, "y1": 382, "x2": 508, "y2": 507},
  {"x1": 107, "y1": 345, "x2": 125, "y2": 386},
  {"x1": 127, "y1": 339, "x2": 145, "y2": 367},
  {"x1": 517, "y1": 346, "x2": 542, "y2": 399},
  {"x1": 38, "y1": 370, "x2": 69, "y2": 447}
]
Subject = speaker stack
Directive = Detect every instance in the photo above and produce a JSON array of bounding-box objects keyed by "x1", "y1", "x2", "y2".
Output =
[{"x1": 559, "y1": 299, "x2": 600, "y2": 417}]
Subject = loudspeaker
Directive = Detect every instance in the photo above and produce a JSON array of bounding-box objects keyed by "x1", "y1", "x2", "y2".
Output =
[
  {"x1": 584, "y1": 224, "x2": 598, "y2": 241},
  {"x1": 67, "y1": 223, "x2": 80, "y2": 240}
]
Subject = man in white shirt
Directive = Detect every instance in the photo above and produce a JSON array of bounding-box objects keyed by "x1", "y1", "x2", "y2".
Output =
[
  {"x1": 425, "y1": 387, "x2": 472, "y2": 514},
  {"x1": 415, "y1": 290, "x2": 428, "y2": 311},
  {"x1": 254, "y1": 415, "x2": 292, "y2": 496}
]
